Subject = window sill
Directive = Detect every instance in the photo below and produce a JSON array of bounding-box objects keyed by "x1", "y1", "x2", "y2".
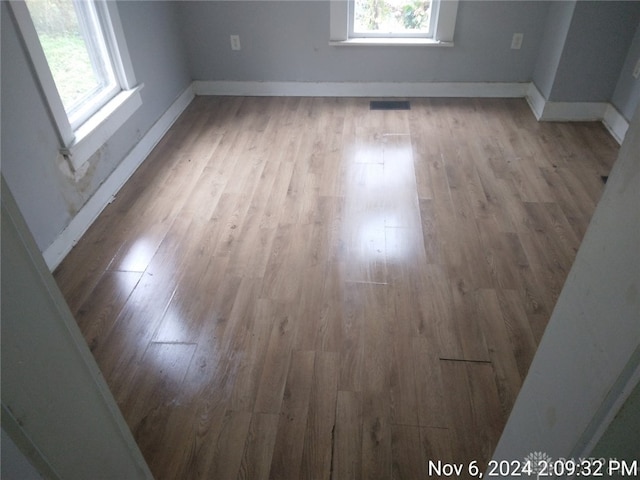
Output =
[
  {"x1": 329, "y1": 38, "x2": 454, "y2": 47},
  {"x1": 62, "y1": 84, "x2": 144, "y2": 173}
]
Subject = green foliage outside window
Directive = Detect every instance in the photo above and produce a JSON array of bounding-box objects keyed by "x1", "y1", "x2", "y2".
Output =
[
  {"x1": 354, "y1": 0, "x2": 432, "y2": 33},
  {"x1": 25, "y1": 0, "x2": 98, "y2": 110}
]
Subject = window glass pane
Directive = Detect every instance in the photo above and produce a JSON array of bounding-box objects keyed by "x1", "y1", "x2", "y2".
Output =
[
  {"x1": 354, "y1": 0, "x2": 432, "y2": 34},
  {"x1": 24, "y1": 0, "x2": 117, "y2": 120}
]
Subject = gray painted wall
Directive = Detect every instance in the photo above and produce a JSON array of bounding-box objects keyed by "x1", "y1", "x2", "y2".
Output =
[
  {"x1": 1, "y1": 429, "x2": 44, "y2": 480},
  {"x1": 1, "y1": 176, "x2": 153, "y2": 479},
  {"x1": 492, "y1": 103, "x2": 640, "y2": 466},
  {"x1": 532, "y1": 1, "x2": 640, "y2": 107},
  {"x1": 1, "y1": 1, "x2": 190, "y2": 252},
  {"x1": 531, "y1": 0, "x2": 576, "y2": 99},
  {"x1": 611, "y1": 22, "x2": 640, "y2": 121},
  {"x1": 179, "y1": 1, "x2": 550, "y2": 83},
  {"x1": 591, "y1": 381, "x2": 640, "y2": 469},
  {"x1": 548, "y1": 1, "x2": 640, "y2": 103},
  {"x1": 180, "y1": 0, "x2": 639, "y2": 110}
]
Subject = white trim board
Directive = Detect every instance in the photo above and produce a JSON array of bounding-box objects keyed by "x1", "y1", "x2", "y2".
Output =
[
  {"x1": 540, "y1": 101, "x2": 608, "y2": 122},
  {"x1": 193, "y1": 81, "x2": 530, "y2": 98},
  {"x1": 43, "y1": 85, "x2": 195, "y2": 270},
  {"x1": 525, "y1": 82, "x2": 546, "y2": 120},
  {"x1": 526, "y1": 83, "x2": 607, "y2": 121},
  {"x1": 603, "y1": 104, "x2": 629, "y2": 145},
  {"x1": 526, "y1": 83, "x2": 629, "y2": 145}
]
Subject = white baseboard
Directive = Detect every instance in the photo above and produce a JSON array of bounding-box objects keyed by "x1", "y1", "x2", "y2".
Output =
[
  {"x1": 525, "y1": 83, "x2": 546, "y2": 120},
  {"x1": 193, "y1": 80, "x2": 529, "y2": 98},
  {"x1": 540, "y1": 101, "x2": 608, "y2": 122},
  {"x1": 602, "y1": 104, "x2": 629, "y2": 145},
  {"x1": 43, "y1": 85, "x2": 195, "y2": 270},
  {"x1": 527, "y1": 84, "x2": 607, "y2": 121},
  {"x1": 526, "y1": 83, "x2": 627, "y2": 145}
]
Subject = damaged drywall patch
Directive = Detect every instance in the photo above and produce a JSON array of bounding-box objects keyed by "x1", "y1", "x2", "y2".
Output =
[
  {"x1": 55, "y1": 147, "x2": 102, "y2": 216},
  {"x1": 56, "y1": 151, "x2": 89, "y2": 183}
]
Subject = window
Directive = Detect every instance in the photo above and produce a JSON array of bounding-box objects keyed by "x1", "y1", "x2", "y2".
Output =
[
  {"x1": 330, "y1": 0, "x2": 459, "y2": 45},
  {"x1": 24, "y1": 0, "x2": 120, "y2": 130},
  {"x1": 350, "y1": 0, "x2": 436, "y2": 38},
  {"x1": 9, "y1": 0, "x2": 142, "y2": 173}
]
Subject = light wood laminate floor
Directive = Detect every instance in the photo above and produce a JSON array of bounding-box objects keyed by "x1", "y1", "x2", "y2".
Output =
[{"x1": 55, "y1": 97, "x2": 618, "y2": 479}]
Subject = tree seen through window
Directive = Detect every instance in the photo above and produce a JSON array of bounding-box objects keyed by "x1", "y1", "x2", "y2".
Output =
[{"x1": 353, "y1": 0, "x2": 432, "y2": 35}]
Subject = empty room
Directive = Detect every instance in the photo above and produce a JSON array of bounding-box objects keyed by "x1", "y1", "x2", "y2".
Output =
[{"x1": 2, "y1": 1, "x2": 640, "y2": 479}]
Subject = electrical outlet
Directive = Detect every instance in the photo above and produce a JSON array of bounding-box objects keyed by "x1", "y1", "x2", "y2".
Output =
[
  {"x1": 633, "y1": 58, "x2": 640, "y2": 79},
  {"x1": 230, "y1": 35, "x2": 241, "y2": 51},
  {"x1": 511, "y1": 33, "x2": 523, "y2": 50}
]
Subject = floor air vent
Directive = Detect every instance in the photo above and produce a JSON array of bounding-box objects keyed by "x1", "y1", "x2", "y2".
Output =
[{"x1": 370, "y1": 100, "x2": 411, "y2": 110}]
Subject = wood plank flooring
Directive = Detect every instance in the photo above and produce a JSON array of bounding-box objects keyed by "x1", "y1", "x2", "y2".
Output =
[{"x1": 54, "y1": 97, "x2": 618, "y2": 479}]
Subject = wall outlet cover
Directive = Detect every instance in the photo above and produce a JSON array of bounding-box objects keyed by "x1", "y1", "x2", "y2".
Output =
[
  {"x1": 230, "y1": 35, "x2": 241, "y2": 51},
  {"x1": 511, "y1": 33, "x2": 523, "y2": 50}
]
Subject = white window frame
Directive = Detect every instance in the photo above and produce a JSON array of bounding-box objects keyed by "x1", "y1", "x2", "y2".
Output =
[
  {"x1": 9, "y1": 0, "x2": 143, "y2": 173},
  {"x1": 330, "y1": 0, "x2": 459, "y2": 46}
]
